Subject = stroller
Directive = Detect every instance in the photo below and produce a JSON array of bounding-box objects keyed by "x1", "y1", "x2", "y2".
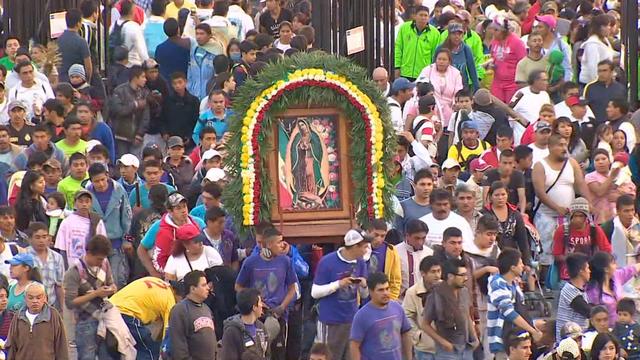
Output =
[{"x1": 522, "y1": 216, "x2": 556, "y2": 319}]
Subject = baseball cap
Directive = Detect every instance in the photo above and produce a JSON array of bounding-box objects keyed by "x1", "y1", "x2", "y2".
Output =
[
  {"x1": 560, "y1": 321, "x2": 584, "y2": 339},
  {"x1": 541, "y1": 1, "x2": 559, "y2": 13},
  {"x1": 473, "y1": 89, "x2": 492, "y2": 106},
  {"x1": 74, "y1": 190, "x2": 93, "y2": 202},
  {"x1": 8, "y1": 100, "x2": 26, "y2": 112},
  {"x1": 420, "y1": 123, "x2": 435, "y2": 142},
  {"x1": 344, "y1": 229, "x2": 371, "y2": 246},
  {"x1": 5, "y1": 253, "x2": 35, "y2": 268},
  {"x1": 205, "y1": 168, "x2": 226, "y2": 183},
  {"x1": 455, "y1": 10, "x2": 471, "y2": 22},
  {"x1": 117, "y1": 154, "x2": 140, "y2": 168},
  {"x1": 569, "y1": 197, "x2": 590, "y2": 217},
  {"x1": 566, "y1": 95, "x2": 588, "y2": 107},
  {"x1": 167, "y1": 192, "x2": 187, "y2": 208},
  {"x1": 535, "y1": 121, "x2": 552, "y2": 132},
  {"x1": 556, "y1": 338, "x2": 580, "y2": 359},
  {"x1": 442, "y1": 158, "x2": 461, "y2": 170},
  {"x1": 43, "y1": 158, "x2": 62, "y2": 170},
  {"x1": 167, "y1": 136, "x2": 185, "y2": 149},
  {"x1": 448, "y1": 23, "x2": 465, "y2": 34},
  {"x1": 86, "y1": 139, "x2": 102, "y2": 153},
  {"x1": 461, "y1": 120, "x2": 479, "y2": 131},
  {"x1": 175, "y1": 223, "x2": 204, "y2": 242},
  {"x1": 535, "y1": 14, "x2": 557, "y2": 30},
  {"x1": 391, "y1": 78, "x2": 416, "y2": 94},
  {"x1": 202, "y1": 149, "x2": 222, "y2": 161},
  {"x1": 470, "y1": 158, "x2": 490, "y2": 172}
]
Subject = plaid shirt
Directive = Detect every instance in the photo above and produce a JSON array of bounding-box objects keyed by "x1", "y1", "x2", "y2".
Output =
[
  {"x1": 134, "y1": 0, "x2": 153, "y2": 10},
  {"x1": 27, "y1": 247, "x2": 65, "y2": 306}
]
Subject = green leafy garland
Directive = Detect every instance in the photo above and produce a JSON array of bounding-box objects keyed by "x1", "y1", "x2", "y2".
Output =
[{"x1": 223, "y1": 52, "x2": 397, "y2": 232}]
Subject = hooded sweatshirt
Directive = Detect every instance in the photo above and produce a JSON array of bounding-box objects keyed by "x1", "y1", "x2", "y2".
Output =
[
  {"x1": 167, "y1": 298, "x2": 217, "y2": 360},
  {"x1": 220, "y1": 314, "x2": 269, "y2": 360},
  {"x1": 579, "y1": 35, "x2": 614, "y2": 84}
]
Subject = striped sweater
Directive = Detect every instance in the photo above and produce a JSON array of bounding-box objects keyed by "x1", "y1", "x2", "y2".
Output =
[{"x1": 487, "y1": 274, "x2": 523, "y2": 353}]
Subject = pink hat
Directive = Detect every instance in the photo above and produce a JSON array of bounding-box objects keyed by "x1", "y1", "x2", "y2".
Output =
[
  {"x1": 614, "y1": 152, "x2": 629, "y2": 166},
  {"x1": 535, "y1": 15, "x2": 557, "y2": 30},
  {"x1": 470, "y1": 158, "x2": 491, "y2": 172}
]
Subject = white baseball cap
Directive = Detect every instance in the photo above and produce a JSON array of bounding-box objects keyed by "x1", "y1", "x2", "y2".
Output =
[
  {"x1": 344, "y1": 229, "x2": 371, "y2": 246},
  {"x1": 205, "y1": 167, "x2": 226, "y2": 182},
  {"x1": 86, "y1": 139, "x2": 102, "y2": 152},
  {"x1": 202, "y1": 149, "x2": 222, "y2": 161},
  {"x1": 117, "y1": 154, "x2": 140, "y2": 168}
]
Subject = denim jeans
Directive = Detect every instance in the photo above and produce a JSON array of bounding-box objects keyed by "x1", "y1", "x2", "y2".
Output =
[
  {"x1": 109, "y1": 248, "x2": 130, "y2": 290},
  {"x1": 435, "y1": 345, "x2": 474, "y2": 360},
  {"x1": 415, "y1": 350, "x2": 436, "y2": 360},
  {"x1": 75, "y1": 318, "x2": 111, "y2": 360},
  {"x1": 122, "y1": 314, "x2": 160, "y2": 360}
]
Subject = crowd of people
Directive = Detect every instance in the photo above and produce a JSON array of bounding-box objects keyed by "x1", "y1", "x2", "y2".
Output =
[{"x1": 0, "y1": 0, "x2": 636, "y2": 359}]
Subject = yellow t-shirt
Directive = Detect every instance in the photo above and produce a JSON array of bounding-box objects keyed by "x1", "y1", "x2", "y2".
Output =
[
  {"x1": 164, "y1": 0, "x2": 196, "y2": 19},
  {"x1": 110, "y1": 277, "x2": 176, "y2": 336},
  {"x1": 447, "y1": 141, "x2": 491, "y2": 170}
]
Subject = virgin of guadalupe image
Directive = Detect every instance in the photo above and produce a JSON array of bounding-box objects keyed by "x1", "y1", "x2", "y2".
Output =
[{"x1": 282, "y1": 118, "x2": 330, "y2": 209}]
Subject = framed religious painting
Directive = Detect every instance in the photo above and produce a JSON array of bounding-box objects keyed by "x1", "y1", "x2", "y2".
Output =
[{"x1": 268, "y1": 108, "x2": 354, "y2": 223}]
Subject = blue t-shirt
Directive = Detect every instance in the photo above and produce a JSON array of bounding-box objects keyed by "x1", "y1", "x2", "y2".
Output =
[
  {"x1": 94, "y1": 181, "x2": 114, "y2": 214},
  {"x1": 244, "y1": 323, "x2": 257, "y2": 339},
  {"x1": 369, "y1": 245, "x2": 387, "y2": 274},
  {"x1": 350, "y1": 301, "x2": 412, "y2": 360},
  {"x1": 129, "y1": 183, "x2": 176, "y2": 209},
  {"x1": 314, "y1": 251, "x2": 368, "y2": 324},
  {"x1": 236, "y1": 254, "x2": 298, "y2": 309}
]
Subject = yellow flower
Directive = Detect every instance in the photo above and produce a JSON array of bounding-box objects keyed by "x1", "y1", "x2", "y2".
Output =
[
  {"x1": 241, "y1": 153, "x2": 250, "y2": 164},
  {"x1": 243, "y1": 117, "x2": 252, "y2": 126},
  {"x1": 241, "y1": 134, "x2": 249, "y2": 143},
  {"x1": 243, "y1": 194, "x2": 253, "y2": 203},
  {"x1": 243, "y1": 204, "x2": 252, "y2": 213},
  {"x1": 376, "y1": 177, "x2": 385, "y2": 189}
]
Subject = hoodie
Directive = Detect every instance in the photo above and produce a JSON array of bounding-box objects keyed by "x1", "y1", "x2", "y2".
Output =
[
  {"x1": 579, "y1": 35, "x2": 614, "y2": 84},
  {"x1": 220, "y1": 315, "x2": 269, "y2": 360},
  {"x1": 12, "y1": 142, "x2": 67, "y2": 172}
]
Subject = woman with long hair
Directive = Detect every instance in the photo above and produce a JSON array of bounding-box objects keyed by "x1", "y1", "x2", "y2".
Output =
[
  {"x1": 553, "y1": 116, "x2": 589, "y2": 167},
  {"x1": 14, "y1": 170, "x2": 48, "y2": 231},
  {"x1": 586, "y1": 149, "x2": 636, "y2": 223},
  {"x1": 611, "y1": 129, "x2": 628, "y2": 155},
  {"x1": 437, "y1": 23, "x2": 480, "y2": 91},
  {"x1": 586, "y1": 251, "x2": 640, "y2": 327},
  {"x1": 579, "y1": 14, "x2": 615, "y2": 85},
  {"x1": 416, "y1": 48, "x2": 464, "y2": 129},
  {"x1": 164, "y1": 223, "x2": 222, "y2": 281},
  {"x1": 6, "y1": 253, "x2": 42, "y2": 313},
  {"x1": 590, "y1": 332, "x2": 619, "y2": 360},
  {"x1": 481, "y1": 181, "x2": 531, "y2": 265}
]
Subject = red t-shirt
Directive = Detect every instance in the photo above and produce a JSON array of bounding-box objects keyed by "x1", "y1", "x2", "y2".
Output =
[{"x1": 552, "y1": 222, "x2": 612, "y2": 279}]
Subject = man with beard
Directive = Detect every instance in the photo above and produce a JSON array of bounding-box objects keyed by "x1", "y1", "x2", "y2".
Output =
[
  {"x1": 532, "y1": 134, "x2": 592, "y2": 284},
  {"x1": 422, "y1": 258, "x2": 479, "y2": 358},
  {"x1": 350, "y1": 272, "x2": 412, "y2": 360}
]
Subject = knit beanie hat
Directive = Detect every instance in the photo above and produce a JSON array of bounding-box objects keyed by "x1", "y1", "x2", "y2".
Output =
[
  {"x1": 569, "y1": 197, "x2": 590, "y2": 218},
  {"x1": 68, "y1": 64, "x2": 86, "y2": 82}
]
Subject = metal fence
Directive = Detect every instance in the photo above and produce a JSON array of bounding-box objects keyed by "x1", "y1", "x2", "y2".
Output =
[{"x1": 311, "y1": 0, "x2": 396, "y2": 77}]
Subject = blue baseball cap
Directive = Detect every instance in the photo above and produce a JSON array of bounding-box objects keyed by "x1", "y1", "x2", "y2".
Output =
[
  {"x1": 461, "y1": 120, "x2": 479, "y2": 131},
  {"x1": 391, "y1": 77, "x2": 416, "y2": 94},
  {"x1": 5, "y1": 253, "x2": 35, "y2": 268}
]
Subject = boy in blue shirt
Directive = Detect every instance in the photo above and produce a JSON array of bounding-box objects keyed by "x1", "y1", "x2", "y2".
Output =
[{"x1": 192, "y1": 90, "x2": 232, "y2": 146}]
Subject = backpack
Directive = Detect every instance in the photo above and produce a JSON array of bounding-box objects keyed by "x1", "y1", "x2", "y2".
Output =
[
  {"x1": 455, "y1": 140, "x2": 489, "y2": 169},
  {"x1": 108, "y1": 20, "x2": 130, "y2": 63}
]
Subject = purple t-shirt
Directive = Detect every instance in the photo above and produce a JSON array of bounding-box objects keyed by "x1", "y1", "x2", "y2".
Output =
[
  {"x1": 586, "y1": 265, "x2": 638, "y2": 327},
  {"x1": 369, "y1": 245, "x2": 387, "y2": 274},
  {"x1": 350, "y1": 301, "x2": 411, "y2": 360},
  {"x1": 236, "y1": 253, "x2": 298, "y2": 309},
  {"x1": 314, "y1": 251, "x2": 368, "y2": 324}
]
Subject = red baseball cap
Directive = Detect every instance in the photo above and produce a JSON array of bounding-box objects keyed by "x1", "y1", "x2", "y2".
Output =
[
  {"x1": 175, "y1": 223, "x2": 203, "y2": 242},
  {"x1": 566, "y1": 95, "x2": 588, "y2": 107}
]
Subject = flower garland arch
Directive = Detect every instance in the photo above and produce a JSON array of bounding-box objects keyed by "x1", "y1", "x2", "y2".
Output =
[{"x1": 223, "y1": 53, "x2": 396, "y2": 229}]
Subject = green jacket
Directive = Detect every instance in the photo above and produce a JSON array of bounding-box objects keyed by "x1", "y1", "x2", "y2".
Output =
[
  {"x1": 438, "y1": 29, "x2": 486, "y2": 80},
  {"x1": 0, "y1": 56, "x2": 14, "y2": 71},
  {"x1": 394, "y1": 21, "x2": 440, "y2": 79}
]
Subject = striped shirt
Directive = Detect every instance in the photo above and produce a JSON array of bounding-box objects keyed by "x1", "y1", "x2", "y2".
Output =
[
  {"x1": 487, "y1": 274, "x2": 522, "y2": 353},
  {"x1": 556, "y1": 282, "x2": 589, "y2": 340}
]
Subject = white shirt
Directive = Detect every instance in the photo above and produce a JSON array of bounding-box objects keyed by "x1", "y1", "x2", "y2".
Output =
[
  {"x1": 7, "y1": 79, "x2": 55, "y2": 121},
  {"x1": 25, "y1": 310, "x2": 38, "y2": 325},
  {"x1": 511, "y1": 86, "x2": 552, "y2": 125},
  {"x1": 388, "y1": 97, "x2": 403, "y2": 132},
  {"x1": 419, "y1": 211, "x2": 474, "y2": 247},
  {"x1": 119, "y1": 20, "x2": 149, "y2": 66},
  {"x1": 0, "y1": 243, "x2": 17, "y2": 279},
  {"x1": 395, "y1": 241, "x2": 433, "y2": 297},
  {"x1": 164, "y1": 246, "x2": 223, "y2": 281},
  {"x1": 554, "y1": 100, "x2": 595, "y2": 120},
  {"x1": 529, "y1": 143, "x2": 549, "y2": 165},
  {"x1": 228, "y1": 4, "x2": 255, "y2": 40},
  {"x1": 5, "y1": 69, "x2": 50, "y2": 90}
]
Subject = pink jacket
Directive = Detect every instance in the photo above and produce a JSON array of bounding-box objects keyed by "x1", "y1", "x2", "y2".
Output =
[
  {"x1": 416, "y1": 65, "x2": 463, "y2": 126},
  {"x1": 490, "y1": 33, "x2": 526, "y2": 84}
]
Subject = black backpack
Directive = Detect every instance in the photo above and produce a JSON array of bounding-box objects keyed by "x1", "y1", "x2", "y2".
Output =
[{"x1": 108, "y1": 20, "x2": 130, "y2": 63}]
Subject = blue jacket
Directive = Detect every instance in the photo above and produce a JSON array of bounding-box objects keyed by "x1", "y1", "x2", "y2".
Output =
[
  {"x1": 143, "y1": 18, "x2": 168, "y2": 58},
  {"x1": 192, "y1": 109, "x2": 233, "y2": 145},
  {"x1": 88, "y1": 179, "x2": 132, "y2": 248},
  {"x1": 187, "y1": 39, "x2": 217, "y2": 100},
  {"x1": 12, "y1": 142, "x2": 66, "y2": 172},
  {"x1": 90, "y1": 122, "x2": 116, "y2": 164},
  {"x1": 250, "y1": 243, "x2": 310, "y2": 279}
]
